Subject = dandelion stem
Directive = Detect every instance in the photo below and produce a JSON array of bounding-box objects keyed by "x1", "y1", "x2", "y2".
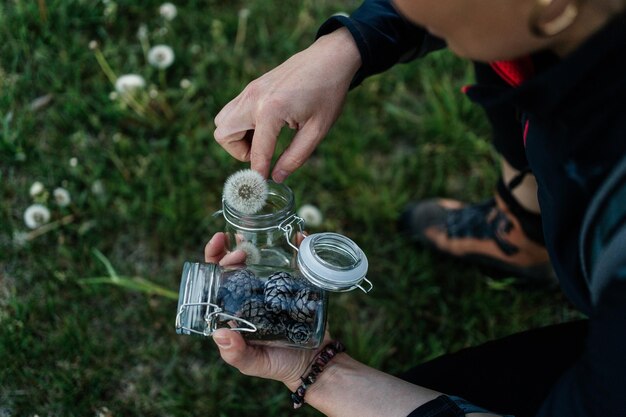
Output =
[
  {"x1": 37, "y1": 0, "x2": 48, "y2": 23},
  {"x1": 159, "y1": 70, "x2": 167, "y2": 89},
  {"x1": 234, "y1": 11, "x2": 249, "y2": 53},
  {"x1": 24, "y1": 214, "x2": 75, "y2": 241},
  {"x1": 93, "y1": 48, "x2": 118, "y2": 85}
]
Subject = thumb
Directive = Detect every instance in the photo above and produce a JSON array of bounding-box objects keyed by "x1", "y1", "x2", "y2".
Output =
[{"x1": 212, "y1": 328, "x2": 269, "y2": 377}]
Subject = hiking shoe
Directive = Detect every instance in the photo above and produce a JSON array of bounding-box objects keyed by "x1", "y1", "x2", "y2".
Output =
[{"x1": 399, "y1": 196, "x2": 557, "y2": 285}]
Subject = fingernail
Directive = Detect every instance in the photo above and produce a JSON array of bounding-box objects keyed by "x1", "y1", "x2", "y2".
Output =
[
  {"x1": 273, "y1": 169, "x2": 289, "y2": 183},
  {"x1": 213, "y1": 335, "x2": 231, "y2": 349}
]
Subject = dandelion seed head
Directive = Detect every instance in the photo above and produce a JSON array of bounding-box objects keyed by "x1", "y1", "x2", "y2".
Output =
[
  {"x1": 236, "y1": 241, "x2": 261, "y2": 265},
  {"x1": 89, "y1": 40, "x2": 99, "y2": 50},
  {"x1": 238, "y1": 8, "x2": 250, "y2": 19},
  {"x1": 104, "y1": 2, "x2": 117, "y2": 17},
  {"x1": 69, "y1": 157, "x2": 78, "y2": 167},
  {"x1": 29, "y1": 181, "x2": 45, "y2": 197},
  {"x1": 297, "y1": 204, "x2": 323, "y2": 227},
  {"x1": 53, "y1": 187, "x2": 71, "y2": 207},
  {"x1": 180, "y1": 78, "x2": 191, "y2": 89},
  {"x1": 148, "y1": 45, "x2": 175, "y2": 69},
  {"x1": 149, "y1": 88, "x2": 159, "y2": 99},
  {"x1": 223, "y1": 169, "x2": 268, "y2": 214},
  {"x1": 137, "y1": 24, "x2": 149, "y2": 40},
  {"x1": 13, "y1": 231, "x2": 29, "y2": 247},
  {"x1": 109, "y1": 91, "x2": 118, "y2": 100},
  {"x1": 115, "y1": 74, "x2": 146, "y2": 94},
  {"x1": 24, "y1": 204, "x2": 51, "y2": 229},
  {"x1": 91, "y1": 180, "x2": 105, "y2": 196},
  {"x1": 159, "y1": 2, "x2": 177, "y2": 20}
]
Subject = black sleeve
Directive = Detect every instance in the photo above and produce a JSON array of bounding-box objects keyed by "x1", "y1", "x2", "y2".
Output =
[
  {"x1": 537, "y1": 157, "x2": 626, "y2": 416},
  {"x1": 535, "y1": 268, "x2": 626, "y2": 416},
  {"x1": 316, "y1": 0, "x2": 445, "y2": 87}
]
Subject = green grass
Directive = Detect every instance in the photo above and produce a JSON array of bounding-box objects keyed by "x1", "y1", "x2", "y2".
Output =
[{"x1": 0, "y1": 1, "x2": 580, "y2": 416}]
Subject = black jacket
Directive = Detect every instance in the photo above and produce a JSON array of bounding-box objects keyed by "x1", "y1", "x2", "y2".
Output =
[{"x1": 318, "y1": 2, "x2": 626, "y2": 416}]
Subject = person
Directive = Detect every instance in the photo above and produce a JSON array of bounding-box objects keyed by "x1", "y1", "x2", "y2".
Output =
[{"x1": 210, "y1": 0, "x2": 626, "y2": 416}]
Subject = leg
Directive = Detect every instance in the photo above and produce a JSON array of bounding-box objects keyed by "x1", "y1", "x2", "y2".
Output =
[
  {"x1": 398, "y1": 63, "x2": 554, "y2": 284},
  {"x1": 398, "y1": 320, "x2": 588, "y2": 417}
]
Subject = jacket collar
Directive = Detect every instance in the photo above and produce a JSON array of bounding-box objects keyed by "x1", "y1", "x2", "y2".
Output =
[{"x1": 467, "y1": 11, "x2": 626, "y2": 118}]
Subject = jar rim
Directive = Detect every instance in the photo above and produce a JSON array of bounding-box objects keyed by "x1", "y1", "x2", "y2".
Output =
[
  {"x1": 297, "y1": 233, "x2": 370, "y2": 292},
  {"x1": 223, "y1": 181, "x2": 295, "y2": 229}
]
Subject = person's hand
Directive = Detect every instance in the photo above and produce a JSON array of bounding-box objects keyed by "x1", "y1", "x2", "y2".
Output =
[
  {"x1": 214, "y1": 27, "x2": 361, "y2": 183},
  {"x1": 204, "y1": 232, "x2": 327, "y2": 390}
]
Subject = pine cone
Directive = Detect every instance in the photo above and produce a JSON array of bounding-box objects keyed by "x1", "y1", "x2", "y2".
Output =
[
  {"x1": 286, "y1": 322, "x2": 312, "y2": 345},
  {"x1": 264, "y1": 271, "x2": 297, "y2": 314},
  {"x1": 289, "y1": 288, "x2": 320, "y2": 324},
  {"x1": 221, "y1": 269, "x2": 263, "y2": 301}
]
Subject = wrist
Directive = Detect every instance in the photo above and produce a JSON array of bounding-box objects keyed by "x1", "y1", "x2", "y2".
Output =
[
  {"x1": 284, "y1": 341, "x2": 347, "y2": 409},
  {"x1": 315, "y1": 27, "x2": 362, "y2": 75}
]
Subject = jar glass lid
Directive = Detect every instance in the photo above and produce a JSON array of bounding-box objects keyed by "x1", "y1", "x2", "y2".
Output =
[{"x1": 297, "y1": 233, "x2": 371, "y2": 292}]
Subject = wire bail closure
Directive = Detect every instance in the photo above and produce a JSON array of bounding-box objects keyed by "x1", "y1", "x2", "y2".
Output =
[
  {"x1": 175, "y1": 262, "x2": 258, "y2": 336},
  {"x1": 218, "y1": 199, "x2": 305, "y2": 249}
]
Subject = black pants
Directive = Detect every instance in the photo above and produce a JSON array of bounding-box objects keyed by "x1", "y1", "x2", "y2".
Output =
[{"x1": 399, "y1": 320, "x2": 588, "y2": 417}]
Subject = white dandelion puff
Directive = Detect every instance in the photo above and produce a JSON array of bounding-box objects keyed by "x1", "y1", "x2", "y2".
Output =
[
  {"x1": 297, "y1": 204, "x2": 323, "y2": 227},
  {"x1": 236, "y1": 241, "x2": 261, "y2": 265},
  {"x1": 53, "y1": 187, "x2": 71, "y2": 207},
  {"x1": 29, "y1": 181, "x2": 45, "y2": 197},
  {"x1": 89, "y1": 40, "x2": 99, "y2": 50},
  {"x1": 13, "y1": 231, "x2": 29, "y2": 247},
  {"x1": 114, "y1": 74, "x2": 146, "y2": 94},
  {"x1": 159, "y1": 2, "x2": 177, "y2": 20},
  {"x1": 24, "y1": 204, "x2": 51, "y2": 229},
  {"x1": 69, "y1": 157, "x2": 78, "y2": 167},
  {"x1": 91, "y1": 180, "x2": 105, "y2": 196},
  {"x1": 223, "y1": 169, "x2": 268, "y2": 214},
  {"x1": 180, "y1": 78, "x2": 191, "y2": 89},
  {"x1": 148, "y1": 45, "x2": 175, "y2": 69},
  {"x1": 137, "y1": 24, "x2": 149, "y2": 40},
  {"x1": 238, "y1": 8, "x2": 250, "y2": 19}
]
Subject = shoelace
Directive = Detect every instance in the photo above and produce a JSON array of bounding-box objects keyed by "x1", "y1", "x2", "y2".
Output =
[{"x1": 446, "y1": 198, "x2": 519, "y2": 256}]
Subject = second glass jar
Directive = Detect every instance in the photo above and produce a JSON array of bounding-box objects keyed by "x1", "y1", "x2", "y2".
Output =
[{"x1": 221, "y1": 181, "x2": 302, "y2": 268}]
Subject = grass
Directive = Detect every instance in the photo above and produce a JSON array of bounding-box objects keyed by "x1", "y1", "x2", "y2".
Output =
[{"x1": 0, "y1": 1, "x2": 581, "y2": 416}]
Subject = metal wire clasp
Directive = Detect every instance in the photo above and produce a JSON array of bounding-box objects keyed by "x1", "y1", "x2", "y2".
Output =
[
  {"x1": 176, "y1": 301, "x2": 258, "y2": 336},
  {"x1": 175, "y1": 262, "x2": 258, "y2": 336},
  {"x1": 278, "y1": 214, "x2": 304, "y2": 252}
]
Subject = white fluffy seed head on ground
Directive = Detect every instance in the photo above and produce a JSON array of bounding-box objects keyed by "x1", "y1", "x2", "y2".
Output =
[
  {"x1": 159, "y1": 3, "x2": 177, "y2": 20},
  {"x1": 148, "y1": 45, "x2": 175, "y2": 69},
  {"x1": 297, "y1": 204, "x2": 323, "y2": 227},
  {"x1": 223, "y1": 169, "x2": 268, "y2": 214},
  {"x1": 29, "y1": 181, "x2": 45, "y2": 197},
  {"x1": 114, "y1": 74, "x2": 146, "y2": 93},
  {"x1": 53, "y1": 187, "x2": 71, "y2": 207},
  {"x1": 24, "y1": 204, "x2": 51, "y2": 229}
]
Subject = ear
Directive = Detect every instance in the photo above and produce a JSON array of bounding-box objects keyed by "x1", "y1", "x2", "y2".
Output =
[{"x1": 529, "y1": 0, "x2": 580, "y2": 37}]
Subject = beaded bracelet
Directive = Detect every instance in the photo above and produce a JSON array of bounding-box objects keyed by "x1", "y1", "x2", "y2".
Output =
[{"x1": 291, "y1": 340, "x2": 346, "y2": 409}]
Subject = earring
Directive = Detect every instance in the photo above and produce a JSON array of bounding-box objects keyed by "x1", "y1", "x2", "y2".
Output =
[{"x1": 529, "y1": 0, "x2": 580, "y2": 37}]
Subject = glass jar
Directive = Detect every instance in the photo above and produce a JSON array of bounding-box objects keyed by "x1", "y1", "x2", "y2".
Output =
[
  {"x1": 221, "y1": 181, "x2": 302, "y2": 268},
  {"x1": 175, "y1": 233, "x2": 372, "y2": 349}
]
